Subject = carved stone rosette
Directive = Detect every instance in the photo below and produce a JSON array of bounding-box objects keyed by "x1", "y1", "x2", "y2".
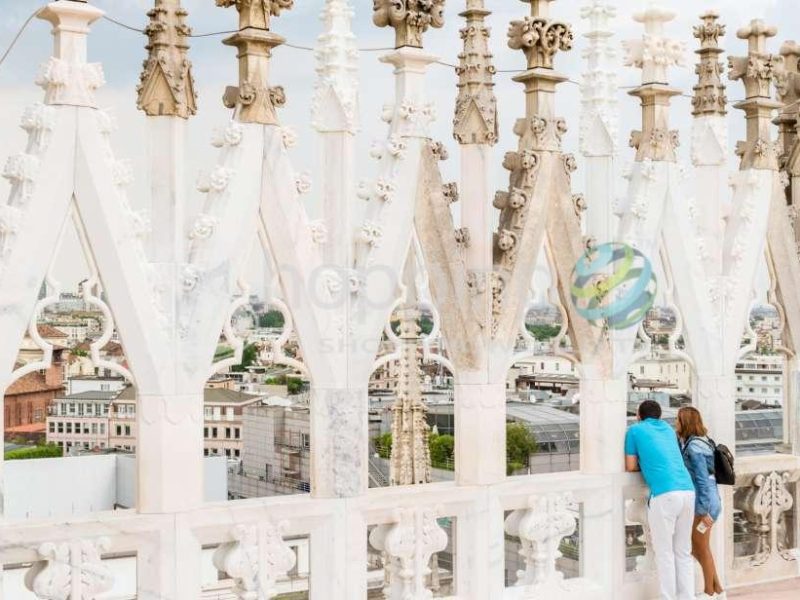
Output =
[
  {"x1": 217, "y1": 0, "x2": 293, "y2": 124},
  {"x1": 369, "y1": 508, "x2": 448, "y2": 599},
  {"x1": 692, "y1": 11, "x2": 727, "y2": 117},
  {"x1": 389, "y1": 304, "x2": 433, "y2": 486},
  {"x1": 453, "y1": 0, "x2": 498, "y2": 145},
  {"x1": 137, "y1": 0, "x2": 197, "y2": 118},
  {"x1": 373, "y1": 0, "x2": 445, "y2": 49},
  {"x1": 729, "y1": 19, "x2": 783, "y2": 170}
]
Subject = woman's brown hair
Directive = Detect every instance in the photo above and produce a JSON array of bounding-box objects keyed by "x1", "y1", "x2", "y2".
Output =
[{"x1": 676, "y1": 406, "x2": 708, "y2": 439}]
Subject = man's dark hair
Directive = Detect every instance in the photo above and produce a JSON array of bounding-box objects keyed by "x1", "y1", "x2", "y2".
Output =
[{"x1": 638, "y1": 400, "x2": 662, "y2": 420}]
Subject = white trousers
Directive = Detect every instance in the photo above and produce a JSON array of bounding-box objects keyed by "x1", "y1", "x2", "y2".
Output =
[{"x1": 648, "y1": 490, "x2": 696, "y2": 600}]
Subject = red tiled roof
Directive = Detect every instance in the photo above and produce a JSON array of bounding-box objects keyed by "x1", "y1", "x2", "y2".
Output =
[
  {"x1": 5, "y1": 370, "x2": 63, "y2": 396},
  {"x1": 37, "y1": 324, "x2": 68, "y2": 338},
  {"x1": 5, "y1": 422, "x2": 46, "y2": 434}
]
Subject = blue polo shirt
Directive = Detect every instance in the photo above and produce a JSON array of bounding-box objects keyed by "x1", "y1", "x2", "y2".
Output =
[{"x1": 625, "y1": 418, "x2": 694, "y2": 497}]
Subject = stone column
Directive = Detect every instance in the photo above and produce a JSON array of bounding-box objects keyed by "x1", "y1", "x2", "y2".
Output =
[{"x1": 580, "y1": 0, "x2": 618, "y2": 247}]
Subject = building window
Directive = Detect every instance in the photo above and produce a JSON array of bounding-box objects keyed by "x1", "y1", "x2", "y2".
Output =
[
  {"x1": 204, "y1": 427, "x2": 208, "y2": 438},
  {"x1": 48, "y1": 421, "x2": 55, "y2": 433},
  {"x1": 116, "y1": 425, "x2": 122, "y2": 436},
  {"x1": 57, "y1": 422, "x2": 64, "y2": 433},
  {"x1": 91, "y1": 422, "x2": 97, "y2": 434},
  {"x1": 204, "y1": 448, "x2": 209, "y2": 456},
  {"x1": 124, "y1": 425, "x2": 131, "y2": 436},
  {"x1": 212, "y1": 427, "x2": 218, "y2": 439},
  {"x1": 235, "y1": 428, "x2": 240, "y2": 440},
  {"x1": 66, "y1": 423, "x2": 72, "y2": 434},
  {"x1": 204, "y1": 407, "x2": 213, "y2": 419},
  {"x1": 302, "y1": 433, "x2": 310, "y2": 449},
  {"x1": 100, "y1": 423, "x2": 105, "y2": 435},
  {"x1": 225, "y1": 428, "x2": 231, "y2": 439},
  {"x1": 225, "y1": 449, "x2": 231, "y2": 457},
  {"x1": 234, "y1": 449, "x2": 240, "y2": 458},
  {"x1": 100, "y1": 384, "x2": 110, "y2": 391}
]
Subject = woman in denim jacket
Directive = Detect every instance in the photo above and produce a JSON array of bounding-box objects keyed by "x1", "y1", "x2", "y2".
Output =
[{"x1": 676, "y1": 406, "x2": 725, "y2": 599}]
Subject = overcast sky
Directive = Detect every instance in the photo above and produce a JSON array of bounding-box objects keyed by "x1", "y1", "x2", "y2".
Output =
[{"x1": 0, "y1": 0, "x2": 793, "y2": 299}]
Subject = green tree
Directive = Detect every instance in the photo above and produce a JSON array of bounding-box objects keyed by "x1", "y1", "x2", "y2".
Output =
[
  {"x1": 374, "y1": 432, "x2": 393, "y2": 459},
  {"x1": 525, "y1": 323, "x2": 561, "y2": 341},
  {"x1": 4, "y1": 444, "x2": 63, "y2": 461},
  {"x1": 259, "y1": 310, "x2": 285, "y2": 329},
  {"x1": 429, "y1": 433, "x2": 455, "y2": 469},
  {"x1": 231, "y1": 343, "x2": 258, "y2": 373},
  {"x1": 506, "y1": 422, "x2": 538, "y2": 475}
]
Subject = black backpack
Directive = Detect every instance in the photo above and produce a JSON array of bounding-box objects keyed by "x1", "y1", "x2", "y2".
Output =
[{"x1": 682, "y1": 436, "x2": 736, "y2": 486}]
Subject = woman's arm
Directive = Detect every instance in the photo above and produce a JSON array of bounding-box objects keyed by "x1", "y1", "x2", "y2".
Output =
[{"x1": 687, "y1": 445, "x2": 713, "y2": 517}]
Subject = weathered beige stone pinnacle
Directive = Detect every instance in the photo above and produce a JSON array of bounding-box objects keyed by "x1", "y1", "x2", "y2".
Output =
[
  {"x1": 216, "y1": 0, "x2": 293, "y2": 124},
  {"x1": 389, "y1": 304, "x2": 433, "y2": 486},
  {"x1": 491, "y1": 0, "x2": 575, "y2": 340},
  {"x1": 692, "y1": 11, "x2": 727, "y2": 117},
  {"x1": 453, "y1": 0, "x2": 498, "y2": 145},
  {"x1": 137, "y1": 0, "x2": 197, "y2": 118},
  {"x1": 775, "y1": 41, "x2": 800, "y2": 162},
  {"x1": 729, "y1": 19, "x2": 783, "y2": 170},
  {"x1": 373, "y1": 0, "x2": 445, "y2": 49}
]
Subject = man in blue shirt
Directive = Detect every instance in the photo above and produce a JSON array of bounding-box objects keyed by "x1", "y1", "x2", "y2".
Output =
[{"x1": 625, "y1": 400, "x2": 696, "y2": 600}]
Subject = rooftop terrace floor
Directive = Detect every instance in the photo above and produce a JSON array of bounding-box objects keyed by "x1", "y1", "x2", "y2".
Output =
[{"x1": 730, "y1": 578, "x2": 800, "y2": 599}]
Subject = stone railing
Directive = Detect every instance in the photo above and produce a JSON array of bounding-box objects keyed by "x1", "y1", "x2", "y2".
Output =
[
  {"x1": 0, "y1": 465, "x2": 797, "y2": 599},
  {"x1": 730, "y1": 454, "x2": 800, "y2": 587}
]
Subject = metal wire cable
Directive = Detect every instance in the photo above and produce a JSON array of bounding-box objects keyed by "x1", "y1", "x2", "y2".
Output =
[{"x1": 0, "y1": 8, "x2": 42, "y2": 69}]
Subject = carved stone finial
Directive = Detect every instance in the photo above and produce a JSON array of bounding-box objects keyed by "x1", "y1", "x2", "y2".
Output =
[
  {"x1": 216, "y1": 0, "x2": 293, "y2": 30},
  {"x1": 623, "y1": 3, "x2": 684, "y2": 161},
  {"x1": 729, "y1": 19, "x2": 783, "y2": 170},
  {"x1": 137, "y1": 1, "x2": 197, "y2": 118},
  {"x1": 312, "y1": 0, "x2": 359, "y2": 133},
  {"x1": 508, "y1": 0, "x2": 573, "y2": 71},
  {"x1": 692, "y1": 11, "x2": 727, "y2": 117},
  {"x1": 373, "y1": 0, "x2": 446, "y2": 49},
  {"x1": 217, "y1": 0, "x2": 293, "y2": 124},
  {"x1": 453, "y1": 0, "x2": 498, "y2": 145},
  {"x1": 35, "y1": 0, "x2": 105, "y2": 108},
  {"x1": 580, "y1": 0, "x2": 619, "y2": 156}
]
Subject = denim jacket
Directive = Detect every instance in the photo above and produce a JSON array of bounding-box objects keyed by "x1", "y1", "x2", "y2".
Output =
[{"x1": 681, "y1": 436, "x2": 722, "y2": 520}]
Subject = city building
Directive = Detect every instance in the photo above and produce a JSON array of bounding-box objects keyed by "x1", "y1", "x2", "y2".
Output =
[
  {"x1": 4, "y1": 352, "x2": 65, "y2": 436},
  {"x1": 45, "y1": 390, "x2": 114, "y2": 453},
  {"x1": 735, "y1": 354, "x2": 784, "y2": 408},
  {"x1": 228, "y1": 398, "x2": 311, "y2": 498}
]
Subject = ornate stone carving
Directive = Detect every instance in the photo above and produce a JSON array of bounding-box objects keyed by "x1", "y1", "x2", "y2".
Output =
[
  {"x1": 24, "y1": 538, "x2": 114, "y2": 600},
  {"x1": 508, "y1": 2, "x2": 573, "y2": 71},
  {"x1": 625, "y1": 497, "x2": 655, "y2": 573},
  {"x1": 212, "y1": 522, "x2": 296, "y2": 599},
  {"x1": 137, "y1": 1, "x2": 197, "y2": 118},
  {"x1": 580, "y1": 0, "x2": 619, "y2": 156},
  {"x1": 369, "y1": 508, "x2": 448, "y2": 599},
  {"x1": 692, "y1": 11, "x2": 727, "y2": 117},
  {"x1": 729, "y1": 20, "x2": 784, "y2": 170},
  {"x1": 36, "y1": 58, "x2": 105, "y2": 108},
  {"x1": 774, "y1": 41, "x2": 800, "y2": 167},
  {"x1": 736, "y1": 471, "x2": 798, "y2": 566},
  {"x1": 312, "y1": 0, "x2": 359, "y2": 133},
  {"x1": 3, "y1": 153, "x2": 40, "y2": 205},
  {"x1": 390, "y1": 303, "x2": 433, "y2": 486},
  {"x1": 504, "y1": 493, "x2": 577, "y2": 588},
  {"x1": 373, "y1": 0, "x2": 445, "y2": 49},
  {"x1": 217, "y1": 0, "x2": 292, "y2": 124},
  {"x1": 454, "y1": 227, "x2": 470, "y2": 247},
  {"x1": 453, "y1": 0, "x2": 497, "y2": 145},
  {"x1": 624, "y1": 4, "x2": 684, "y2": 162},
  {"x1": 442, "y1": 182, "x2": 459, "y2": 204}
]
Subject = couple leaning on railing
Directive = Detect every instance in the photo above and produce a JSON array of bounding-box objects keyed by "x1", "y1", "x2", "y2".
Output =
[{"x1": 626, "y1": 400, "x2": 733, "y2": 600}]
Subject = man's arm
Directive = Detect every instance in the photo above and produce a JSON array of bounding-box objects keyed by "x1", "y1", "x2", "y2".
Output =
[{"x1": 625, "y1": 454, "x2": 640, "y2": 472}]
